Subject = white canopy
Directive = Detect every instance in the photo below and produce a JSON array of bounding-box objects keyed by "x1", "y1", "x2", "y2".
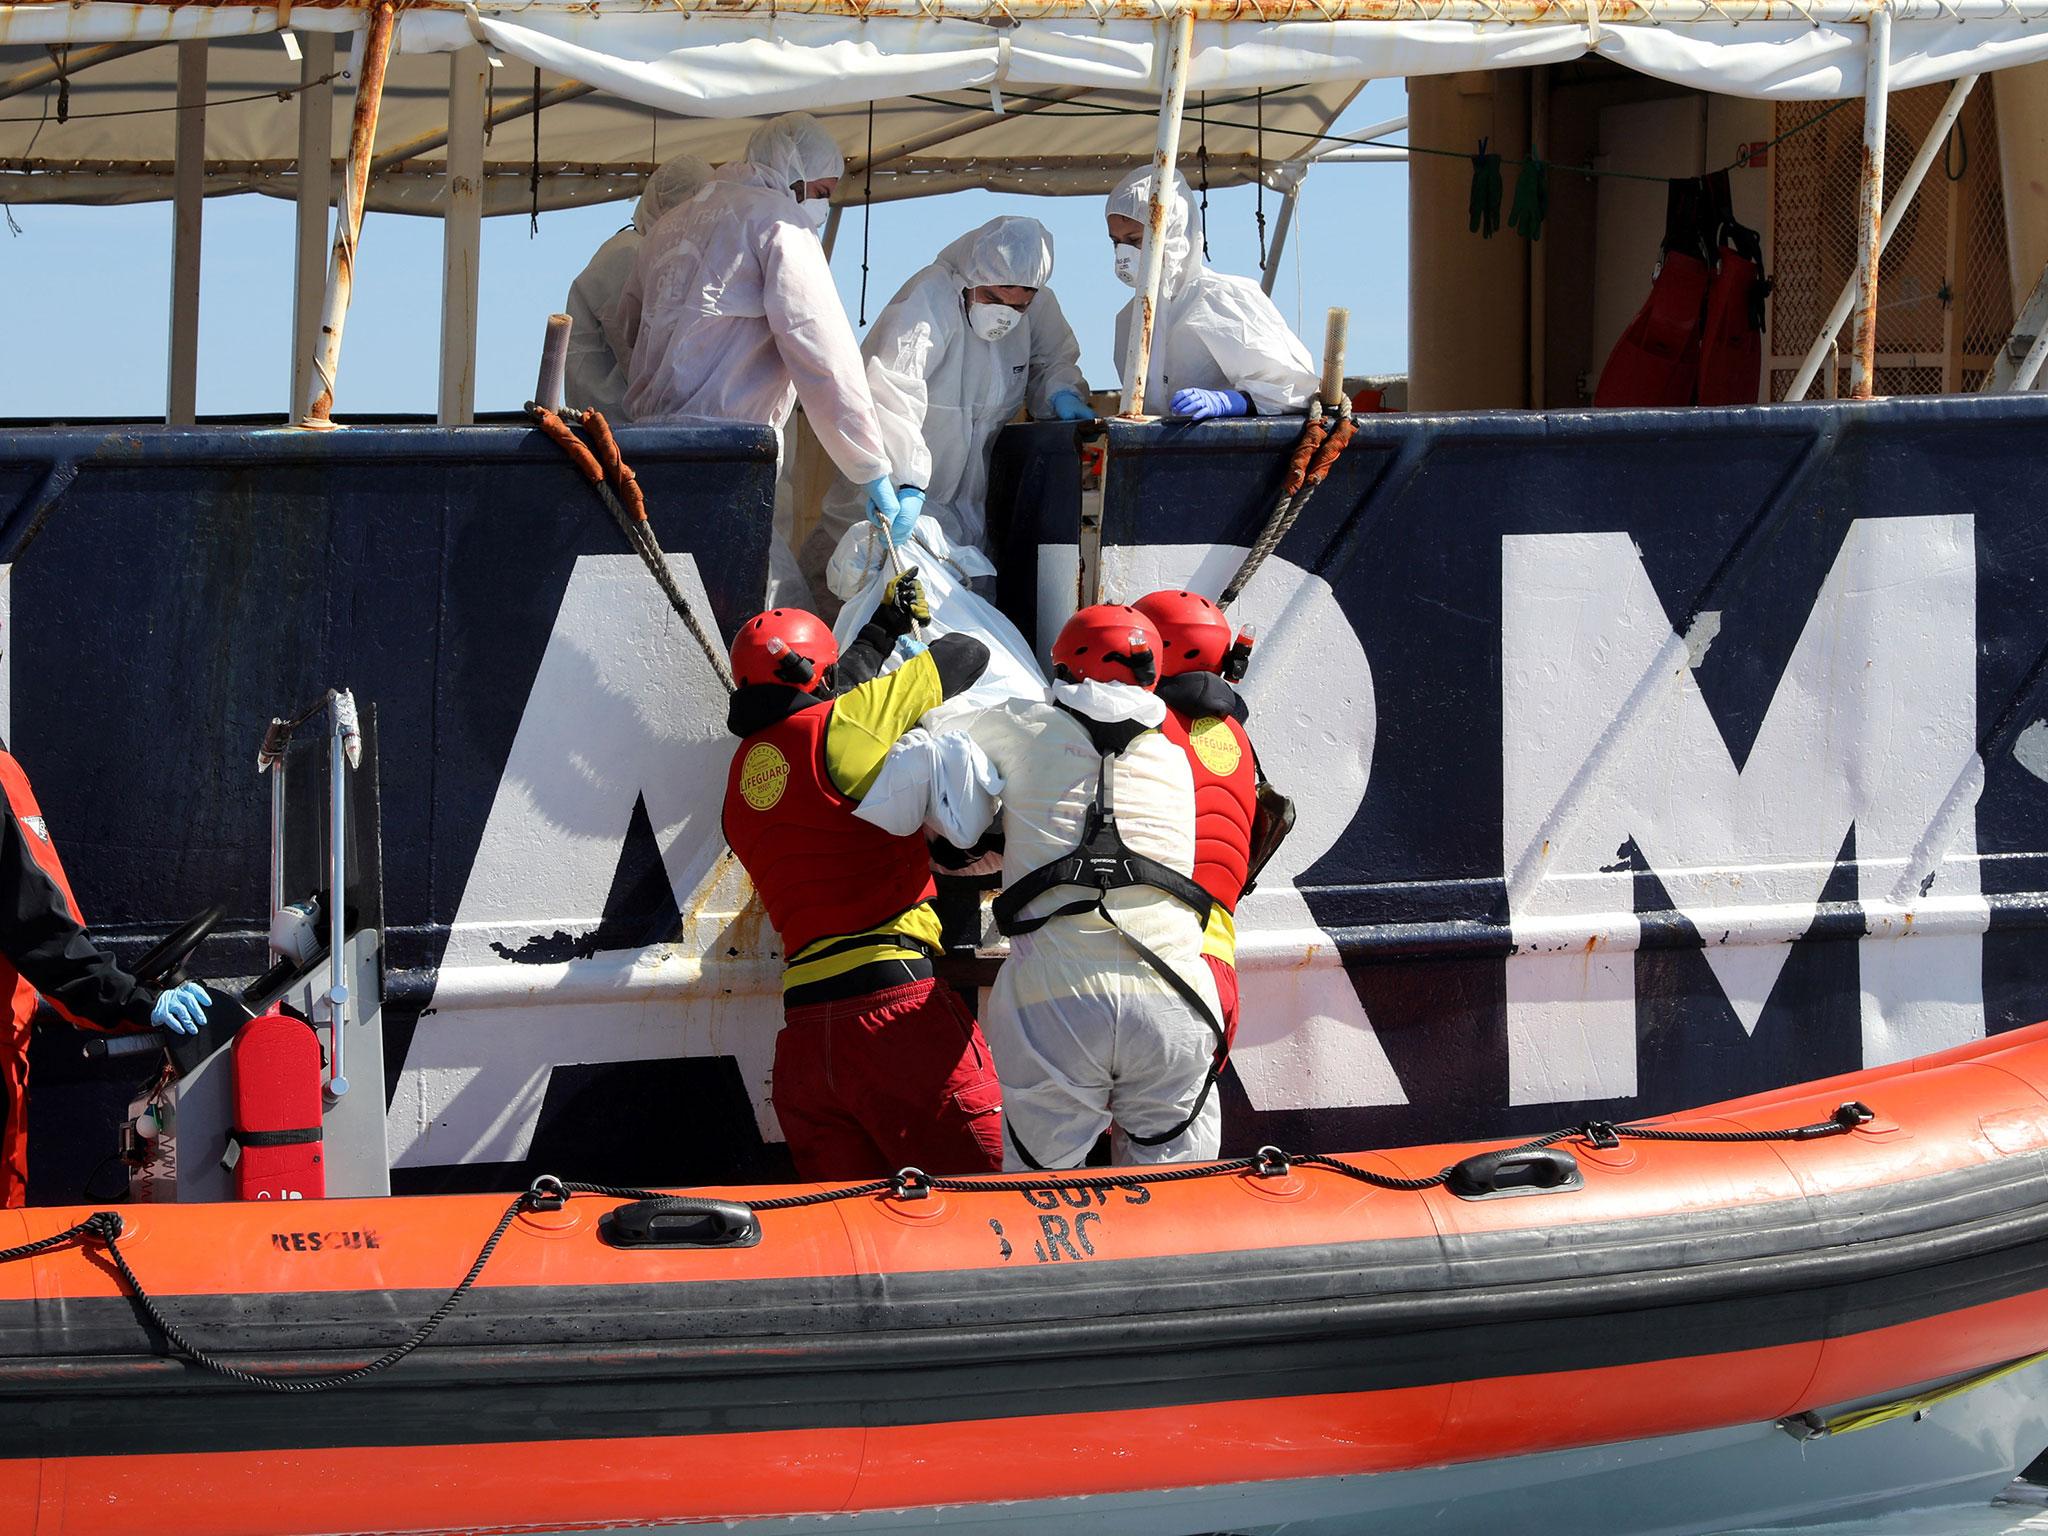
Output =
[
  {"x1": 0, "y1": 33, "x2": 1355, "y2": 212},
  {"x1": 7, "y1": 0, "x2": 2048, "y2": 213}
]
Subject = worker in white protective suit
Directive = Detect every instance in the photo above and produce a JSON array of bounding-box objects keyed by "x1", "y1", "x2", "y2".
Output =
[
  {"x1": 803, "y1": 216, "x2": 1094, "y2": 601},
  {"x1": 938, "y1": 603, "x2": 1227, "y2": 1169},
  {"x1": 562, "y1": 155, "x2": 711, "y2": 421},
  {"x1": 1106, "y1": 167, "x2": 1319, "y2": 422},
  {"x1": 611, "y1": 113, "x2": 909, "y2": 603}
]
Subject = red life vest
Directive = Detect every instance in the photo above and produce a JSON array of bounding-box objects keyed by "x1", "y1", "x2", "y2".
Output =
[
  {"x1": 721, "y1": 703, "x2": 935, "y2": 959},
  {"x1": 0, "y1": 750, "x2": 86, "y2": 1208},
  {"x1": 1596, "y1": 171, "x2": 1768, "y2": 411},
  {"x1": 1158, "y1": 707, "x2": 1258, "y2": 913},
  {"x1": 1695, "y1": 241, "x2": 1767, "y2": 408},
  {"x1": 1594, "y1": 249, "x2": 1711, "y2": 410}
]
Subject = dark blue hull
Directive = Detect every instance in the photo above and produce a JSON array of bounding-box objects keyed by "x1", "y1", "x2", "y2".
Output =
[{"x1": 4, "y1": 393, "x2": 2044, "y2": 1198}]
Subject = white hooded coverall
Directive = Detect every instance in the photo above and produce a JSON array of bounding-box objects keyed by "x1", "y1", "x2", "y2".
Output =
[
  {"x1": 953, "y1": 681, "x2": 1224, "y2": 1169},
  {"x1": 562, "y1": 156, "x2": 710, "y2": 421},
  {"x1": 611, "y1": 115, "x2": 890, "y2": 602},
  {"x1": 1107, "y1": 167, "x2": 1319, "y2": 415},
  {"x1": 807, "y1": 216, "x2": 1088, "y2": 595}
]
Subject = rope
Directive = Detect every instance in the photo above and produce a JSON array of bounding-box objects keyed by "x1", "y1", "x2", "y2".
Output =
[
  {"x1": 525, "y1": 403, "x2": 737, "y2": 692},
  {"x1": 0, "y1": 1101, "x2": 1874, "y2": 1394},
  {"x1": 0, "y1": 71, "x2": 344, "y2": 125},
  {"x1": 860, "y1": 99, "x2": 874, "y2": 326},
  {"x1": 1254, "y1": 87, "x2": 1268, "y2": 270},
  {"x1": 1787, "y1": 1348, "x2": 2048, "y2": 1439},
  {"x1": 101, "y1": 1198, "x2": 528, "y2": 1393},
  {"x1": 0, "y1": 1211, "x2": 119, "y2": 1265},
  {"x1": 528, "y1": 66, "x2": 542, "y2": 237},
  {"x1": 892, "y1": 86, "x2": 1854, "y2": 192},
  {"x1": 1218, "y1": 396, "x2": 1352, "y2": 611}
]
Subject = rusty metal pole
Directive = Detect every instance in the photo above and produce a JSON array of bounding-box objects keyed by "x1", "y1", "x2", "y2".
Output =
[
  {"x1": 1788, "y1": 70, "x2": 1974, "y2": 401},
  {"x1": 301, "y1": 0, "x2": 399, "y2": 429},
  {"x1": 1850, "y1": 1, "x2": 1892, "y2": 400},
  {"x1": 1117, "y1": 6, "x2": 1195, "y2": 419}
]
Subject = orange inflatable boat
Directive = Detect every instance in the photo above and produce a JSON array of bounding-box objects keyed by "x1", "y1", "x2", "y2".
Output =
[{"x1": 7, "y1": 1023, "x2": 2048, "y2": 1536}]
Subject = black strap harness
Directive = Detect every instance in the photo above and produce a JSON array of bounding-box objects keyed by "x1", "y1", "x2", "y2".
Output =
[
  {"x1": 991, "y1": 753, "x2": 1215, "y2": 939},
  {"x1": 990, "y1": 737, "x2": 1229, "y2": 1162}
]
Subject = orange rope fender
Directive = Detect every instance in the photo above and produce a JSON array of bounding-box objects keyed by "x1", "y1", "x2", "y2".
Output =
[
  {"x1": 526, "y1": 404, "x2": 604, "y2": 487},
  {"x1": 1280, "y1": 415, "x2": 1328, "y2": 500},
  {"x1": 1302, "y1": 410, "x2": 1358, "y2": 491},
  {"x1": 580, "y1": 410, "x2": 649, "y2": 528}
]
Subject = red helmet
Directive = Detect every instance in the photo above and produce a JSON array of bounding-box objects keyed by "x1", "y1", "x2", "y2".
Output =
[
  {"x1": 1133, "y1": 590, "x2": 1233, "y2": 677},
  {"x1": 730, "y1": 608, "x2": 839, "y2": 693},
  {"x1": 1052, "y1": 604, "x2": 1162, "y2": 690}
]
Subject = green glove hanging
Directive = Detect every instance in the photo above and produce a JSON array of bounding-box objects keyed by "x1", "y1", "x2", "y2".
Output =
[
  {"x1": 1468, "y1": 138, "x2": 1503, "y2": 239},
  {"x1": 1508, "y1": 155, "x2": 1549, "y2": 242}
]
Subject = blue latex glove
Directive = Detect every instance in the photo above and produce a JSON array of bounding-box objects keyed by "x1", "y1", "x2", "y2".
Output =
[
  {"x1": 150, "y1": 980, "x2": 212, "y2": 1037},
  {"x1": 890, "y1": 487, "x2": 925, "y2": 545},
  {"x1": 1050, "y1": 390, "x2": 1095, "y2": 422},
  {"x1": 1172, "y1": 387, "x2": 1252, "y2": 422},
  {"x1": 864, "y1": 476, "x2": 903, "y2": 534}
]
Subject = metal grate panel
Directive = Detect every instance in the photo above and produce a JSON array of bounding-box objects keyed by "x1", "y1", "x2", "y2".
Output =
[{"x1": 1769, "y1": 86, "x2": 2013, "y2": 400}]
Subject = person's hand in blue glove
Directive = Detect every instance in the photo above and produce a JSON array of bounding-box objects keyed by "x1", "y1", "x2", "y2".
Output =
[
  {"x1": 865, "y1": 476, "x2": 903, "y2": 535},
  {"x1": 150, "y1": 980, "x2": 212, "y2": 1037},
  {"x1": 1049, "y1": 390, "x2": 1095, "y2": 422},
  {"x1": 892, "y1": 487, "x2": 925, "y2": 544},
  {"x1": 1171, "y1": 387, "x2": 1252, "y2": 422}
]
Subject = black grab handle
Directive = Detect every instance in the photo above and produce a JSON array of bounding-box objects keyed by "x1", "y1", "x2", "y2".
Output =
[
  {"x1": 1447, "y1": 1146, "x2": 1583, "y2": 1200},
  {"x1": 598, "y1": 1197, "x2": 762, "y2": 1250}
]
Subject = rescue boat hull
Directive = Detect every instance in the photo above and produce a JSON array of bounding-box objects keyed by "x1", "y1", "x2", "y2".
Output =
[{"x1": 7, "y1": 1021, "x2": 2048, "y2": 1535}]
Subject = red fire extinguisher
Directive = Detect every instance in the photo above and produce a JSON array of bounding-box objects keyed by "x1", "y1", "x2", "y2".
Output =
[{"x1": 229, "y1": 1011, "x2": 325, "y2": 1200}]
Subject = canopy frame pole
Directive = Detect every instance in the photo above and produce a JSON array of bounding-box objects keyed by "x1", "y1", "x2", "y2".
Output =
[
  {"x1": 0, "y1": 41, "x2": 161, "y2": 104},
  {"x1": 302, "y1": 1, "x2": 398, "y2": 428},
  {"x1": 825, "y1": 84, "x2": 1093, "y2": 259},
  {"x1": 1260, "y1": 181, "x2": 1299, "y2": 296},
  {"x1": 844, "y1": 86, "x2": 1091, "y2": 179},
  {"x1": 1788, "y1": 69, "x2": 1974, "y2": 401},
  {"x1": 291, "y1": 32, "x2": 337, "y2": 418},
  {"x1": 1118, "y1": 7, "x2": 1196, "y2": 419},
  {"x1": 371, "y1": 81, "x2": 595, "y2": 174},
  {"x1": 1850, "y1": 3, "x2": 1893, "y2": 400},
  {"x1": 166, "y1": 41, "x2": 206, "y2": 427},
  {"x1": 439, "y1": 45, "x2": 486, "y2": 425}
]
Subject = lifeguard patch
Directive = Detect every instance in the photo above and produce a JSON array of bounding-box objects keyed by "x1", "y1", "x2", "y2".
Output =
[
  {"x1": 1188, "y1": 716, "x2": 1243, "y2": 776},
  {"x1": 738, "y1": 743, "x2": 791, "y2": 812}
]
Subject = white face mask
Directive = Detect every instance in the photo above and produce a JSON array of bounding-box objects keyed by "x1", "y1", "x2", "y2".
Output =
[
  {"x1": 967, "y1": 302, "x2": 1022, "y2": 342},
  {"x1": 790, "y1": 184, "x2": 830, "y2": 232},
  {"x1": 1113, "y1": 242, "x2": 1142, "y2": 288}
]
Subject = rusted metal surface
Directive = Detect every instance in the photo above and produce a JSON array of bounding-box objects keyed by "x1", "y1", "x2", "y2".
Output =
[
  {"x1": 1850, "y1": 4, "x2": 1891, "y2": 400},
  {"x1": 1787, "y1": 70, "x2": 1976, "y2": 403},
  {"x1": 0, "y1": 40, "x2": 159, "y2": 102},
  {"x1": 300, "y1": 0, "x2": 396, "y2": 427},
  {"x1": 1117, "y1": 7, "x2": 1194, "y2": 420},
  {"x1": 10, "y1": 0, "x2": 2048, "y2": 27},
  {"x1": 370, "y1": 79, "x2": 596, "y2": 174}
]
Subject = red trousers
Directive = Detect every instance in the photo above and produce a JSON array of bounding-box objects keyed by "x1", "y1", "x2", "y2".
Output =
[
  {"x1": 773, "y1": 977, "x2": 1005, "y2": 1180},
  {"x1": 1206, "y1": 954, "x2": 1241, "y2": 1055}
]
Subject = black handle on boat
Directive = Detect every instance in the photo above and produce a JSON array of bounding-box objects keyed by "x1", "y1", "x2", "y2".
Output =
[
  {"x1": 1447, "y1": 1146, "x2": 1583, "y2": 1200},
  {"x1": 597, "y1": 1197, "x2": 762, "y2": 1250},
  {"x1": 84, "y1": 1031, "x2": 172, "y2": 1059}
]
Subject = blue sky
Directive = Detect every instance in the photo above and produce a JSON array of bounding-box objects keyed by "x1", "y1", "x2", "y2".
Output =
[{"x1": 0, "y1": 78, "x2": 1406, "y2": 419}]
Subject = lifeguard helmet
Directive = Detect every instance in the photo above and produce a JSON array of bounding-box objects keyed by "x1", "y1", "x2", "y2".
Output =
[
  {"x1": 1052, "y1": 605, "x2": 1161, "y2": 689},
  {"x1": 1133, "y1": 590, "x2": 1234, "y2": 677},
  {"x1": 730, "y1": 609, "x2": 839, "y2": 693}
]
